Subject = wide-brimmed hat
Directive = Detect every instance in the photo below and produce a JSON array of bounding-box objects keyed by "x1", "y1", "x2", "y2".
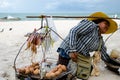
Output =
[{"x1": 88, "y1": 12, "x2": 118, "y2": 34}]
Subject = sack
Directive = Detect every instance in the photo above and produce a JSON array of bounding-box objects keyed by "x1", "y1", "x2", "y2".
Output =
[
  {"x1": 76, "y1": 54, "x2": 92, "y2": 80},
  {"x1": 91, "y1": 51, "x2": 101, "y2": 76}
]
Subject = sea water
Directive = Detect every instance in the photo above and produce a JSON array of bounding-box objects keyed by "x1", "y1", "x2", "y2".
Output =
[{"x1": 0, "y1": 12, "x2": 120, "y2": 21}]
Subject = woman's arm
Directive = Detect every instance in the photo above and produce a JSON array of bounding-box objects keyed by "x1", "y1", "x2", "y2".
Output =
[{"x1": 101, "y1": 42, "x2": 120, "y2": 66}]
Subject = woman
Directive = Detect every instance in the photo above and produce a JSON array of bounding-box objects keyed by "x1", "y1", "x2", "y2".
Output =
[{"x1": 56, "y1": 12, "x2": 120, "y2": 79}]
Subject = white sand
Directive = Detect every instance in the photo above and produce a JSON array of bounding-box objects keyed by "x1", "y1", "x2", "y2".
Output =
[{"x1": 0, "y1": 20, "x2": 120, "y2": 80}]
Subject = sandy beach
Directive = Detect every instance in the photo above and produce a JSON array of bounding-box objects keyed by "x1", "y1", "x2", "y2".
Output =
[{"x1": 0, "y1": 19, "x2": 120, "y2": 80}]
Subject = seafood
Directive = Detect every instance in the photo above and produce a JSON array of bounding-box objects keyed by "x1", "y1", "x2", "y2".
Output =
[
  {"x1": 45, "y1": 64, "x2": 67, "y2": 79},
  {"x1": 25, "y1": 29, "x2": 44, "y2": 54},
  {"x1": 17, "y1": 62, "x2": 40, "y2": 75}
]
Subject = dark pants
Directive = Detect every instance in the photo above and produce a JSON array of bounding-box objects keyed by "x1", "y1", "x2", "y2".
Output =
[{"x1": 57, "y1": 55, "x2": 70, "y2": 66}]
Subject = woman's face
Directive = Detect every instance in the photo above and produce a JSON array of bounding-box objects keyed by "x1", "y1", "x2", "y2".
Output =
[{"x1": 98, "y1": 21, "x2": 109, "y2": 34}]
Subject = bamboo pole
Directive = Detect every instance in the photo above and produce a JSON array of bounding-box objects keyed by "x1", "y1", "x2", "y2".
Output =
[{"x1": 26, "y1": 15, "x2": 120, "y2": 20}]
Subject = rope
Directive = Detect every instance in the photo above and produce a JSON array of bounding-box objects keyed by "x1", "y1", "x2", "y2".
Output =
[
  {"x1": 13, "y1": 41, "x2": 27, "y2": 72},
  {"x1": 105, "y1": 28, "x2": 120, "y2": 43}
]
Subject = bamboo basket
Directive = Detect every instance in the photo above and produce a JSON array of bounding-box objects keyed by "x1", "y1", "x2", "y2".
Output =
[{"x1": 13, "y1": 16, "x2": 75, "y2": 80}]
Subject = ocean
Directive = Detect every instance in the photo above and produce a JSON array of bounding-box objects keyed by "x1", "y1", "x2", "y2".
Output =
[{"x1": 0, "y1": 13, "x2": 120, "y2": 21}]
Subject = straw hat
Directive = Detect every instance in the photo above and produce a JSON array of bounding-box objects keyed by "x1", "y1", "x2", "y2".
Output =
[{"x1": 88, "y1": 12, "x2": 118, "y2": 34}]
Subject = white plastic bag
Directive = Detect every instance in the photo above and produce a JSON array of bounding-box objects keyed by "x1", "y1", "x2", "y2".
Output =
[{"x1": 47, "y1": 16, "x2": 59, "y2": 42}]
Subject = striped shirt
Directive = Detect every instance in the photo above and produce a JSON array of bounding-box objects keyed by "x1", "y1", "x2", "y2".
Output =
[{"x1": 57, "y1": 19, "x2": 112, "y2": 62}]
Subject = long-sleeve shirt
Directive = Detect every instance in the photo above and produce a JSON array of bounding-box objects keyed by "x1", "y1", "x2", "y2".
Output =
[{"x1": 57, "y1": 19, "x2": 120, "y2": 66}]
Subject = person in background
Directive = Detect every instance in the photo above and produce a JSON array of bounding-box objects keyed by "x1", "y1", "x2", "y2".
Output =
[{"x1": 56, "y1": 12, "x2": 120, "y2": 79}]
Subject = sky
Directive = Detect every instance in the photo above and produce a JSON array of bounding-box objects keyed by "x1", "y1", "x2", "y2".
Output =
[{"x1": 0, "y1": 0, "x2": 120, "y2": 13}]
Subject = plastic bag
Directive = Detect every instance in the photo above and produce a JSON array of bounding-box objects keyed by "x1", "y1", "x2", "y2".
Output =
[{"x1": 47, "y1": 16, "x2": 59, "y2": 42}]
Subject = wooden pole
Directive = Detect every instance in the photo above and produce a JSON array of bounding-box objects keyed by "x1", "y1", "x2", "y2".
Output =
[{"x1": 26, "y1": 15, "x2": 120, "y2": 20}]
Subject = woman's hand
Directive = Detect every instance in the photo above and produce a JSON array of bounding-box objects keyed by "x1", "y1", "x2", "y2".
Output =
[{"x1": 69, "y1": 52, "x2": 78, "y2": 62}]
